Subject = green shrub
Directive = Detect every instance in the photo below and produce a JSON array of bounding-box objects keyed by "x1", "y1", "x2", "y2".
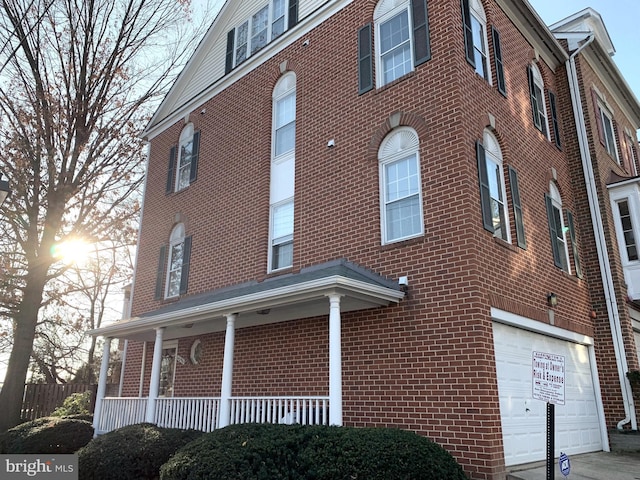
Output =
[
  {"x1": 77, "y1": 423, "x2": 204, "y2": 480},
  {"x1": 0, "y1": 417, "x2": 94, "y2": 454},
  {"x1": 51, "y1": 391, "x2": 92, "y2": 417},
  {"x1": 160, "y1": 423, "x2": 468, "y2": 480}
]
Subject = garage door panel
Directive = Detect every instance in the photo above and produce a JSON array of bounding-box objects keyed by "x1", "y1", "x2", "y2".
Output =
[{"x1": 493, "y1": 322, "x2": 602, "y2": 465}]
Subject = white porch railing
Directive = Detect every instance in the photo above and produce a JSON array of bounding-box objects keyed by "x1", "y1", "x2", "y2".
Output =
[
  {"x1": 229, "y1": 396, "x2": 329, "y2": 426},
  {"x1": 95, "y1": 396, "x2": 329, "y2": 434},
  {"x1": 96, "y1": 397, "x2": 147, "y2": 434},
  {"x1": 155, "y1": 397, "x2": 221, "y2": 431}
]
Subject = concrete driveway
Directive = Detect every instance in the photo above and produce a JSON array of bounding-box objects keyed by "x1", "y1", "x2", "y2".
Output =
[{"x1": 507, "y1": 452, "x2": 640, "y2": 480}]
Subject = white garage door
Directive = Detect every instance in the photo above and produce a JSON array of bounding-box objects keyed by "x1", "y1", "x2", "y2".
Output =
[{"x1": 493, "y1": 322, "x2": 603, "y2": 466}]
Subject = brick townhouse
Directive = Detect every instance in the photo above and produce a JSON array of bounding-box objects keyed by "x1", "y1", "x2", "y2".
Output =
[{"x1": 89, "y1": 0, "x2": 640, "y2": 478}]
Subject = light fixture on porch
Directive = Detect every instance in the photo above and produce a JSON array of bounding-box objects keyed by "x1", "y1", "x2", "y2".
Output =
[
  {"x1": 546, "y1": 293, "x2": 558, "y2": 308},
  {"x1": 256, "y1": 308, "x2": 271, "y2": 315}
]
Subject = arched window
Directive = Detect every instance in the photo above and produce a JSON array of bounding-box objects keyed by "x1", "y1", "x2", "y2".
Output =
[
  {"x1": 462, "y1": 0, "x2": 490, "y2": 82},
  {"x1": 545, "y1": 183, "x2": 570, "y2": 272},
  {"x1": 481, "y1": 129, "x2": 509, "y2": 241},
  {"x1": 374, "y1": 0, "x2": 413, "y2": 87},
  {"x1": 170, "y1": 123, "x2": 200, "y2": 192},
  {"x1": 378, "y1": 127, "x2": 423, "y2": 244},
  {"x1": 269, "y1": 73, "x2": 296, "y2": 271},
  {"x1": 527, "y1": 63, "x2": 549, "y2": 138}
]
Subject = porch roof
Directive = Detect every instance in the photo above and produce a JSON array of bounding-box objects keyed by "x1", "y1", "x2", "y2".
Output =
[{"x1": 89, "y1": 259, "x2": 405, "y2": 341}]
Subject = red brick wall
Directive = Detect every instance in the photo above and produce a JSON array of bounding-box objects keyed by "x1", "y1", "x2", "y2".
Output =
[{"x1": 120, "y1": 0, "x2": 638, "y2": 478}]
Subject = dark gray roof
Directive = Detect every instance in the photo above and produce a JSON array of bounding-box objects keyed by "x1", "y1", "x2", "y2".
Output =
[{"x1": 141, "y1": 258, "x2": 400, "y2": 319}]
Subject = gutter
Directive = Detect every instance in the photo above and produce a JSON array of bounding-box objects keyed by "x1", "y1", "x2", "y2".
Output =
[{"x1": 565, "y1": 33, "x2": 637, "y2": 430}]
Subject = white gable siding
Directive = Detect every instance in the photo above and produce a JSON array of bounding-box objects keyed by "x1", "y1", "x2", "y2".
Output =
[{"x1": 168, "y1": 0, "x2": 326, "y2": 115}]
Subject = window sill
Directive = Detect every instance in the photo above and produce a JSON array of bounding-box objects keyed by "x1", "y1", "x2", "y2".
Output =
[
  {"x1": 493, "y1": 236, "x2": 518, "y2": 252},
  {"x1": 380, "y1": 234, "x2": 424, "y2": 251}
]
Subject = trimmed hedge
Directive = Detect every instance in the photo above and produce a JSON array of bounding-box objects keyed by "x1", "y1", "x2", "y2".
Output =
[
  {"x1": 77, "y1": 423, "x2": 204, "y2": 480},
  {"x1": 160, "y1": 423, "x2": 468, "y2": 480},
  {"x1": 0, "y1": 417, "x2": 94, "y2": 454}
]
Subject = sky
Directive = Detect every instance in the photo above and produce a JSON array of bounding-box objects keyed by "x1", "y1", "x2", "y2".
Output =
[{"x1": 528, "y1": 0, "x2": 640, "y2": 106}]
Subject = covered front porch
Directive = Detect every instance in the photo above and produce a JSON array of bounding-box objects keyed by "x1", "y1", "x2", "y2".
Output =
[{"x1": 89, "y1": 260, "x2": 405, "y2": 435}]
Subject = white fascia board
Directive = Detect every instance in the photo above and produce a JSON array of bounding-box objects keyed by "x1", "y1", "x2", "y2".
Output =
[
  {"x1": 88, "y1": 275, "x2": 404, "y2": 337},
  {"x1": 143, "y1": 0, "x2": 352, "y2": 141}
]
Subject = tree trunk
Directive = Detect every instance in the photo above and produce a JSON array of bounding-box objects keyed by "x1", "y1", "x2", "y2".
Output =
[{"x1": 0, "y1": 271, "x2": 47, "y2": 432}]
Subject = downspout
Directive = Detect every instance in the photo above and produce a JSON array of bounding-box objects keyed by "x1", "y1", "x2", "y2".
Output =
[{"x1": 566, "y1": 33, "x2": 637, "y2": 430}]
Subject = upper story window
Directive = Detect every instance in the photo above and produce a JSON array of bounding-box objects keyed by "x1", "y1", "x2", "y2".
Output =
[
  {"x1": 379, "y1": 127, "x2": 423, "y2": 244},
  {"x1": 155, "y1": 223, "x2": 193, "y2": 300},
  {"x1": 461, "y1": 0, "x2": 490, "y2": 81},
  {"x1": 545, "y1": 183, "x2": 570, "y2": 273},
  {"x1": 624, "y1": 130, "x2": 638, "y2": 175},
  {"x1": 476, "y1": 130, "x2": 509, "y2": 242},
  {"x1": 225, "y1": 0, "x2": 298, "y2": 73},
  {"x1": 269, "y1": 73, "x2": 296, "y2": 272},
  {"x1": 617, "y1": 200, "x2": 638, "y2": 262},
  {"x1": 592, "y1": 89, "x2": 620, "y2": 163},
  {"x1": 358, "y1": 0, "x2": 430, "y2": 93},
  {"x1": 166, "y1": 124, "x2": 200, "y2": 194},
  {"x1": 527, "y1": 63, "x2": 549, "y2": 138}
]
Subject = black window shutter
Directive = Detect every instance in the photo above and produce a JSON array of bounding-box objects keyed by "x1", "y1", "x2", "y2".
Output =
[
  {"x1": 411, "y1": 0, "x2": 431, "y2": 66},
  {"x1": 548, "y1": 91, "x2": 561, "y2": 149},
  {"x1": 545, "y1": 194, "x2": 562, "y2": 268},
  {"x1": 565, "y1": 210, "x2": 583, "y2": 278},
  {"x1": 288, "y1": 0, "x2": 298, "y2": 29},
  {"x1": 476, "y1": 141, "x2": 494, "y2": 232},
  {"x1": 189, "y1": 131, "x2": 201, "y2": 183},
  {"x1": 613, "y1": 119, "x2": 623, "y2": 166},
  {"x1": 508, "y1": 166, "x2": 526, "y2": 249},
  {"x1": 225, "y1": 29, "x2": 235, "y2": 74},
  {"x1": 491, "y1": 26, "x2": 506, "y2": 96},
  {"x1": 166, "y1": 146, "x2": 177, "y2": 194},
  {"x1": 179, "y1": 235, "x2": 192, "y2": 295},
  {"x1": 527, "y1": 65, "x2": 542, "y2": 131},
  {"x1": 358, "y1": 24, "x2": 373, "y2": 94},
  {"x1": 461, "y1": 0, "x2": 474, "y2": 67},
  {"x1": 155, "y1": 245, "x2": 167, "y2": 300}
]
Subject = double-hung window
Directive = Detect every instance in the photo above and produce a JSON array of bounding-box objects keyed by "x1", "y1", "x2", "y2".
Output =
[
  {"x1": 617, "y1": 200, "x2": 638, "y2": 262},
  {"x1": 359, "y1": 0, "x2": 430, "y2": 92},
  {"x1": 527, "y1": 63, "x2": 549, "y2": 138},
  {"x1": 461, "y1": 0, "x2": 490, "y2": 82},
  {"x1": 379, "y1": 127, "x2": 423, "y2": 244},
  {"x1": 155, "y1": 223, "x2": 192, "y2": 300},
  {"x1": 545, "y1": 183, "x2": 570, "y2": 273},
  {"x1": 269, "y1": 73, "x2": 296, "y2": 272},
  {"x1": 159, "y1": 341, "x2": 178, "y2": 397},
  {"x1": 476, "y1": 130, "x2": 509, "y2": 242},
  {"x1": 226, "y1": 0, "x2": 298, "y2": 72},
  {"x1": 625, "y1": 131, "x2": 638, "y2": 175},
  {"x1": 166, "y1": 124, "x2": 200, "y2": 193},
  {"x1": 594, "y1": 95, "x2": 620, "y2": 162}
]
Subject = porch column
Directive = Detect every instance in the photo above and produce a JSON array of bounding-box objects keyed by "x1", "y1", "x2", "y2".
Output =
[
  {"x1": 218, "y1": 313, "x2": 236, "y2": 428},
  {"x1": 328, "y1": 294, "x2": 343, "y2": 426},
  {"x1": 146, "y1": 327, "x2": 165, "y2": 423},
  {"x1": 92, "y1": 336, "x2": 112, "y2": 435}
]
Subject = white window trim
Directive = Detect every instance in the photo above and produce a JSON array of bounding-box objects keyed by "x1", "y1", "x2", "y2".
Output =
[
  {"x1": 598, "y1": 101, "x2": 619, "y2": 162},
  {"x1": 268, "y1": 198, "x2": 294, "y2": 272},
  {"x1": 624, "y1": 129, "x2": 638, "y2": 175},
  {"x1": 469, "y1": 0, "x2": 491, "y2": 84},
  {"x1": 374, "y1": 0, "x2": 414, "y2": 88},
  {"x1": 531, "y1": 64, "x2": 549, "y2": 140},
  {"x1": 609, "y1": 185, "x2": 640, "y2": 266},
  {"x1": 176, "y1": 123, "x2": 194, "y2": 191},
  {"x1": 378, "y1": 127, "x2": 424, "y2": 245},
  {"x1": 549, "y1": 183, "x2": 570, "y2": 274},
  {"x1": 233, "y1": 1, "x2": 289, "y2": 69},
  {"x1": 483, "y1": 130, "x2": 510, "y2": 243},
  {"x1": 165, "y1": 223, "x2": 185, "y2": 299}
]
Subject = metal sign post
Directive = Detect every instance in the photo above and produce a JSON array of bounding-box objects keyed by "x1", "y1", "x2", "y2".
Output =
[{"x1": 532, "y1": 352, "x2": 566, "y2": 480}]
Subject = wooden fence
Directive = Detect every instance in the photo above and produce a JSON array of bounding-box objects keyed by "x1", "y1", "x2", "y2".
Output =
[{"x1": 21, "y1": 383, "x2": 98, "y2": 421}]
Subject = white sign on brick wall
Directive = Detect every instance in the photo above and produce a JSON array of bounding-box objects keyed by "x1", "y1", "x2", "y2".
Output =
[{"x1": 532, "y1": 351, "x2": 565, "y2": 405}]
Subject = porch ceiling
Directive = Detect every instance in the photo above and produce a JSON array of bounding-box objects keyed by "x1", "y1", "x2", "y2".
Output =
[{"x1": 88, "y1": 259, "x2": 405, "y2": 341}]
